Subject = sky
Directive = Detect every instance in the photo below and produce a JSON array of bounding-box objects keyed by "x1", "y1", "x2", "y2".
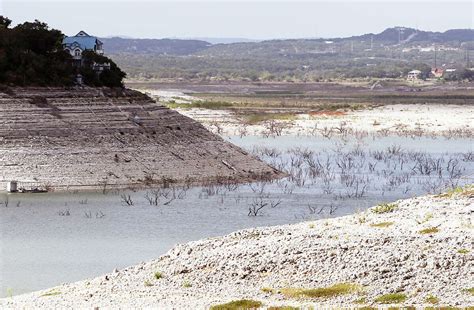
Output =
[{"x1": 0, "y1": 0, "x2": 473, "y2": 40}]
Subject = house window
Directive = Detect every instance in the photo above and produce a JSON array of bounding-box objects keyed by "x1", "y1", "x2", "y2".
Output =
[{"x1": 74, "y1": 49, "x2": 81, "y2": 56}]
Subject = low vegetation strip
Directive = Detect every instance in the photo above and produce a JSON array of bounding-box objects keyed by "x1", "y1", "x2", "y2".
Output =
[{"x1": 1, "y1": 189, "x2": 472, "y2": 308}]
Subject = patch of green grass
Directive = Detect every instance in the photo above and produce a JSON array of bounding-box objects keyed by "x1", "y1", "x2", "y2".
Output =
[
  {"x1": 419, "y1": 227, "x2": 440, "y2": 234},
  {"x1": 354, "y1": 297, "x2": 367, "y2": 304},
  {"x1": 154, "y1": 271, "x2": 163, "y2": 279},
  {"x1": 371, "y1": 203, "x2": 397, "y2": 214},
  {"x1": 425, "y1": 295, "x2": 439, "y2": 304},
  {"x1": 280, "y1": 283, "x2": 362, "y2": 299},
  {"x1": 210, "y1": 299, "x2": 263, "y2": 310},
  {"x1": 241, "y1": 112, "x2": 297, "y2": 124},
  {"x1": 463, "y1": 287, "x2": 474, "y2": 295},
  {"x1": 182, "y1": 281, "x2": 192, "y2": 288},
  {"x1": 374, "y1": 293, "x2": 407, "y2": 304},
  {"x1": 6, "y1": 288, "x2": 13, "y2": 298},
  {"x1": 457, "y1": 248, "x2": 470, "y2": 254},
  {"x1": 370, "y1": 221, "x2": 394, "y2": 228},
  {"x1": 144, "y1": 280, "x2": 153, "y2": 287},
  {"x1": 40, "y1": 289, "x2": 61, "y2": 297},
  {"x1": 437, "y1": 185, "x2": 474, "y2": 198}
]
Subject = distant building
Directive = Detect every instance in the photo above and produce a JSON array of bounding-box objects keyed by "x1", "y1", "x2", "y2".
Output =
[
  {"x1": 407, "y1": 70, "x2": 422, "y2": 80},
  {"x1": 62, "y1": 31, "x2": 104, "y2": 64},
  {"x1": 431, "y1": 68, "x2": 444, "y2": 78}
]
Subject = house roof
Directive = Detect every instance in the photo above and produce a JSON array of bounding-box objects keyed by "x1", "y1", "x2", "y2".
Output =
[{"x1": 63, "y1": 31, "x2": 102, "y2": 51}]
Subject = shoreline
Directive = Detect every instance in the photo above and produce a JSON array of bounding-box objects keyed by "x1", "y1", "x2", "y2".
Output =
[
  {"x1": 175, "y1": 103, "x2": 474, "y2": 139},
  {"x1": 2, "y1": 187, "x2": 472, "y2": 308}
]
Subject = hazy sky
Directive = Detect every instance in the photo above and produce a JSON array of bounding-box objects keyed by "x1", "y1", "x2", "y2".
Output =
[{"x1": 1, "y1": 0, "x2": 473, "y2": 39}]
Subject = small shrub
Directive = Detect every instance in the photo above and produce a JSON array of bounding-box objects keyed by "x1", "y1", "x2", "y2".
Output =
[
  {"x1": 154, "y1": 271, "x2": 163, "y2": 279},
  {"x1": 261, "y1": 287, "x2": 275, "y2": 294},
  {"x1": 374, "y1": 293, "x2": 407, "y2": 304},
  {"x1": 210, "y1": 299, "x2": 263, "y2": 310},
  {"x1": 370, "y1": 221, "x2": 394, "y2": 228},
  {"x1": 144, "y1": 280, "x2": 153, "y2": 287},
  {"x1": 182, "y1": 281, "x2": 192, "y2": 288},
  {"x1": 419, "y1": 227, "x2": 440, "y2": 234},
  {"x1": 425, "y1": 295, "x2": 439, "y2": 304},
  {"x1": 354, "y1": 297, "x2": 366, "y2": 304},
  {"x1": 457, "y1": 249, "x2": 469, "y2": 254},
  {"x1": 463, "y1": 287, "x2": 474, "y2": 295},
  {"x1": 372, "y1": 203, "x2": 397, "y2": 214},
  {"x1": 280, "y1": 283, "x2": 361, "y2": 299},
  {"x1": 438, "y1": 185, "x2": 474, "y2": 198}
]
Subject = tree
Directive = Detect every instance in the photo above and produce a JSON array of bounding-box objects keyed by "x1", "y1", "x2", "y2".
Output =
[{"x1": 80, "y1": 51, "x2": 126, "y2": 87}]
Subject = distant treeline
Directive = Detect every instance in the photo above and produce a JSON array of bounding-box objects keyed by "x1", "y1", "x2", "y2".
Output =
[
  {"x1": 0, "y1": 16, "x2": 125, "y2": 87},
  {"x1": 105, "y1": 27, "x2": 474, "y2": 82}
]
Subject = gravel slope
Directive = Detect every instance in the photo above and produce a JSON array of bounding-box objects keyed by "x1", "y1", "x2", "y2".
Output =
[
  {"x1": 0, "y1": 87, "x2": 279, "y2": 191},
  {"x1": 1, "y1": 191, "x2": 473, "y2": 309}
]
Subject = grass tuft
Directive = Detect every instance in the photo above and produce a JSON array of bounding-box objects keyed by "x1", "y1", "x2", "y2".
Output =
[
  {"x1": 371, "y1": 203, "x2": 397, "y2": 214},
  {"x1": 154, "y1": 271, "x2": 163, "y2": 279},
  {"x1": 267, "y1": 307, "x2": 299, "y2": 310},
  {"x1": 425, "y1": 295, "x2": 439, "y2": 304},
  {"x1": 419, "y1": 227, "x2": 440, "y2": 234},
  {"x1": 457, "y1": 249, "x2": 469, "y2": 254},
  {"x1": 374, "y1": 293, "x2": 407, "y2": 304},
  {"x1": 437, "y1": 185, "x2": 474, "y2": 198},
  {"x1": 261, "y1": 287, "x2": 275, "y2": 294},
  {"x1": 370, "y1": 221, "x2": 394, "y2": 228},
  {"x1": 210, "y1": 299, "x2": 263, "y2": 310},
  {"x1": 182, "y1": 281, "x2": 192, "y2": 288},
  {"x1": 463, "y1": 287, "x2": 474, "y2": 295},
  {"x1": 354, "y1": 297, "x2": 367, "y2": 304},
  {"x1": 280, "y1": 283, "x2": 362, "y2": 299}
]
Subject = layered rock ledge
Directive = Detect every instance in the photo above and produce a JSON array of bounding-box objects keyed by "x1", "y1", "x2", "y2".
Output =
[
  {"x1": 1, "y1": 190, "x2": 472, "y2": 308},
  {"x1": 0, "y1": 87, "x2": 279, "y2": 190}
]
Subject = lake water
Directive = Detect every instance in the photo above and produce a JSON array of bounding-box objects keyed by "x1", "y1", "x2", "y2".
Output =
[{"x1": 1, "y1": 135, "x2": 473, "y2": 297}]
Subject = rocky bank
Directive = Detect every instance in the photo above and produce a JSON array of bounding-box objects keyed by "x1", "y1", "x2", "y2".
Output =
[
  {"x1": 1, "y1": 189, "x2": 472, "y2": 309},
  {"x1": 0, "y1": 87, "x2": 279, "y2": 191}
]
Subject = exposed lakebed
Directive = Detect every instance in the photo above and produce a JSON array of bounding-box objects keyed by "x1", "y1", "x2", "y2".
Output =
[{"x1": 1, "y1": 135, "x2": 473, "y2": 297}]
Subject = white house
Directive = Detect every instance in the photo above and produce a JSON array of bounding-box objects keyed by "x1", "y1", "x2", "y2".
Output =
[
  {"x1": 62, "y1": 31, "x2": 104, "y2": 61},
  {"x1": 407, "y1": 70, "x2": 422, "y2": 80}
]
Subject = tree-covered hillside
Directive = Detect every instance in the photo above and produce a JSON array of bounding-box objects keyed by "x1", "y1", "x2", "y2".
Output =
[{"x1": 106, "y1": 27, "x2": 474, "y2": 82}]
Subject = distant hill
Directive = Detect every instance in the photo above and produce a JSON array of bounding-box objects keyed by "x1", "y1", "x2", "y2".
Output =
[
  {"x1": 345, "y1": 27, "x2": 474, "y2": 44},
  {"x1": 105, "y1": 27, "x2": 474, "y2": 81},
  {"x1": 101, "y1": 37, "x2": 212, "y2": 55},
  {"x1": 104, "y1": 28, "x2": 474, "y2": 55}
]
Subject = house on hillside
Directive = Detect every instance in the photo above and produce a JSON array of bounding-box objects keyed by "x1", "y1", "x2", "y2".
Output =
[
  {"x1": 431, "y1": 68, "x2": 444, "y2": 78},
  {"x1": 63, "y1": 31, "x2": 104, "y2": 64},
  {"x1": 407, "y1": 70, "x2": 422, "y2": 80}
]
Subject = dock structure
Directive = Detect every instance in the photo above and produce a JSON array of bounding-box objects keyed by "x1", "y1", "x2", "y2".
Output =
[{"x1": 6, "y1": 181, "x2": 17, "y2": 192}]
